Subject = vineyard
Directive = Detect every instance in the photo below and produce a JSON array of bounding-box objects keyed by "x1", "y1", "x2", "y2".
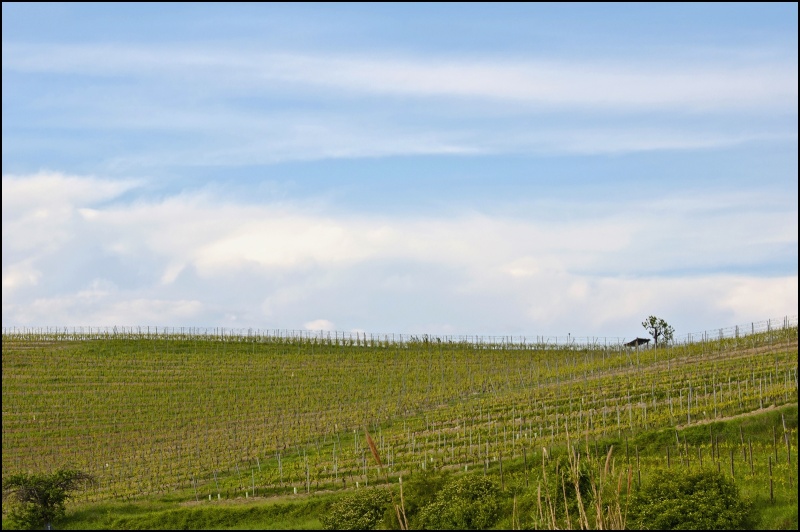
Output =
[{"x1": 1, "y1": 317, "x2": 798, "y2": 526}]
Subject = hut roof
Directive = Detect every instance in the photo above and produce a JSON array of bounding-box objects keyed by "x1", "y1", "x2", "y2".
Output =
[{"x1": 625, "y1": 337, "x2": 651, "y2": 347}]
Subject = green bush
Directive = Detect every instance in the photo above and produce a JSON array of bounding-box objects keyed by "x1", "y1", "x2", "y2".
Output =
[
  {"x1": 415, "y1": 474, "x2": 500, "y2": 530},
  {"x1": 2, "y1": 470, "x2": 94, "y2": 530},
  {"x1": 628, "y1": 468, "x2": 753, "y2": 530},
  {"x1": 386, "y1": 470, "x2": 449, "y2": 528},
  {"x1": 321, "y1": 487, "x2": 391, "y2": 530},
  {"x1": 374, "y1": 470, "x2": 450, "y2": 529}
]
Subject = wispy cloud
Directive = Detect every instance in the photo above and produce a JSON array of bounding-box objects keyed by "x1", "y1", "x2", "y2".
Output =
[
  {"x1": 3, "y1": 39, "x2": 795, "y2": 171},
  {"x1": 4, "y1": 42, "x2": 794, "y2": 169},
  {"x1": 4, "y1": 44, "x2": 796, "y2": 110}
]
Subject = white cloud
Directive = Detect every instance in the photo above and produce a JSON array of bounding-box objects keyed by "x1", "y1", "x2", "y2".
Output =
[
  {"x1": 160, "y1": 262, "x2": 186, "y2": 285},
  {"x1": 17, "y1": 296, "x2": 204, "y2": 327},
  {"x1": 2, "y1": 172, "x2": 140, "y2": 253},
  {"x1": 304, "y1": 319, "x2": 336, "y2": 332},
  {"x1": 718, "y1": 276, "x2": 799, "y2": 323},
  {"x1": 2, "y1": 173, "x2": 796, "y2": 335},
  {"x1": 2, "y1": 261, "x2": 41, "y2": 290},
  {"x1": 511, "y1": 273, "x2": 798, "y2": 337},
  {"x1": 2, "y1": 171, "x2": 137, "y2": 214}
]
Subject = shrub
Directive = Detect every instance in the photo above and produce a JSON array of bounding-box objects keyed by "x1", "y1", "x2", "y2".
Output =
[
  {"x1": 2, "y1": 470, "x2": 94, "y2": 530},
  {"x1": 320, "y1": 487, "x2": 391, "y2": 530},
  {"x1": 379, "y1": 470, "x2": 450, "y2": 529},
  {"x1": 415, "y1": 474, "x2": 500, "y2": 530},
  {"x1": 628, "y1": 468, "x2": 752, "y2": 530}
]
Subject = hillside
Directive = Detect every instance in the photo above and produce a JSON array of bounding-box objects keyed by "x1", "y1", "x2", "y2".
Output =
[{"x1": 2, "y1": 322, "x2": 797, "y2": 528}]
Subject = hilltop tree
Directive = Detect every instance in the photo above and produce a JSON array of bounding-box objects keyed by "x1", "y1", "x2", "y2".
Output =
[
  {"x1": 2, "y1": 469, "x2": 94, "y2": 530},
  {"x1": 642, "y1": 316, "x2": 674, "y2": 347}
]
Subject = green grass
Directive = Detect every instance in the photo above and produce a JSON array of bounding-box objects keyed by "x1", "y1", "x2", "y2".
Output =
[
  {"x1": 17, "y1": 405, "x2": 790, "y2": 530},
  {"x1": 37, "y1": 494, "x2": 332, "y2": 530},
  {"x1": 2, "y1": 326, "x2": 797, "y2": 529}
]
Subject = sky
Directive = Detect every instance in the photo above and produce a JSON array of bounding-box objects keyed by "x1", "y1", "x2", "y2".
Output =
[{"x1": 2, "y1": 3, "x2": 797, "y2": 340}]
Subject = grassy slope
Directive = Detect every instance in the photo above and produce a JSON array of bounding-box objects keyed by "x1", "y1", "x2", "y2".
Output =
[
  {"x1": 25, "y1": 405, "x2": 798, "y2": 530},
  {"x1": 2, "y1": 329, "x2": 797, "y2": 529}
]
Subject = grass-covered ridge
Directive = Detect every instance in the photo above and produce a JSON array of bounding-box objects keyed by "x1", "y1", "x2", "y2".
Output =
[{"x1": 2, "y1": 321, "x2": 797, "y2": 528}]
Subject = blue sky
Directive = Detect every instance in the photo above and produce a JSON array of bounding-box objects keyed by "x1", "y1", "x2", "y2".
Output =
[{"x1": 2, "y1": 3, "x2": 797, "y2": 339}]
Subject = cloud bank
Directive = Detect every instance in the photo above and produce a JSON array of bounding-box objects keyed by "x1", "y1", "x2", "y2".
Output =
[{"x1": 3, "y1": 172, "x2": 796, "y2": 337}]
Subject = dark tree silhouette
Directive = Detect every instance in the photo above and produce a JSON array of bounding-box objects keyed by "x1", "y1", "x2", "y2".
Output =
[{"x1": 642, "y1": 316, "x2": 675, "y2": 347}]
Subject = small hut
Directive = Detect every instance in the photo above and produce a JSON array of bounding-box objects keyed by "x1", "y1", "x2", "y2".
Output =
[{"x1": 625, "y1": 337, "x2": 651, "y2": 348}]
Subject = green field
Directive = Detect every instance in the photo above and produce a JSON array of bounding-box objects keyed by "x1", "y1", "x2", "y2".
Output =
[{"x1": 2, "y1": 323, "x2": 797, "y2": 529}]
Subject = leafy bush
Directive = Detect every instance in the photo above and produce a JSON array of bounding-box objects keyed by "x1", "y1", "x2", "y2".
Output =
[
  {"x1": 415, "y1": 474, "x2": 500, "y2": 530},
  {"x1": 376, "y1": 470, "x2": 450, "y2": 529},
  {"x1": 628, "y1": 468, "x2": 752, "y2": 530},
  {"x1": 2, "y1": 469, "x2": 93, "y2": 530},
  {"x1": 320, "y1": 487, "x2": 390, "y2": 530}
]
